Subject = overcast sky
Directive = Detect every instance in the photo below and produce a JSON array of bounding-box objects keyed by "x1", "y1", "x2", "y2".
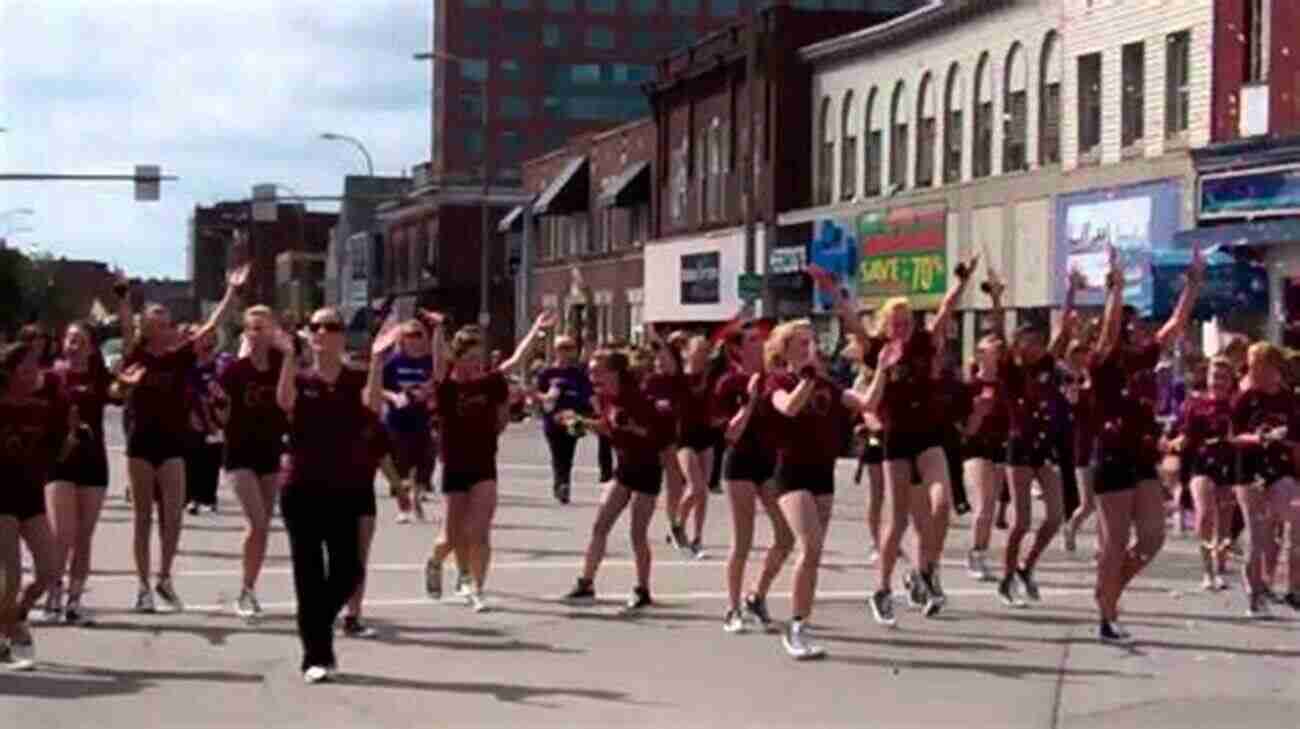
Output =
[{"x1": 1, "y1": 0, "x2": 431, "y2": 278}]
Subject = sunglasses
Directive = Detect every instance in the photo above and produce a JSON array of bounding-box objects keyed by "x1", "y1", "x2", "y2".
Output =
[
  {"x1": 308, "y1": 321, "x2": 344, "y2": 333},
  {"x1": 403, "y1": 331, "x2": 426, "y2": 340}
]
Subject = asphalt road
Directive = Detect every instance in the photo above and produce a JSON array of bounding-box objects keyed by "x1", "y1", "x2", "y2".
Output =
[{"x1": 2, "y1": 412, "x2": 1297, "y2": 729}]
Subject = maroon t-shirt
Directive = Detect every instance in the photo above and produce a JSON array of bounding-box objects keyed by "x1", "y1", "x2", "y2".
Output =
[
  {"x1": 966, "y1": 376, "x2": 1010, "y2": 448},
  {"x1": 1001, "y1": 354, "x2": 1059, "y2": 437},
  {"x1": 219, "y1": 352, "x2": 288, "y2": 450},
  {"x1": 767, "y1": 373, "x2": 849, "y2": 466},
  {"x1": 56, "y1": 360, "x2": 112, "y2": 443},
  {"x1": 713, "y1": 369, "x2": 775, "y2": 457},
  {"x1": 1089, "y1": 342, "x2": 1161, "y2": 460},
  {"x1": 286, "y1": 366, "x2": 369, "y2": 487},
  {"x1": 601, "y1": 383, "x2": 674, "y2": 467},
  {"x1": 1176, "y1": 394, "x2": 1234, "y2": 464},
  {"x1": 436, "y1": 371, "x2": 509, "y2": 473},
  {"x1": 874, "y1": 330, "x2": 940, "y2": 436},
  {"x1": 1231, "y1": 387, "x2": 1299, "y2": 465},
  {"x1": 0, "y1": 388, "x2": 70, "y2": 489},
  {"x1": 642, "y1": 372, "x2": 687, "y2": 432},
  {"x1": 677, "y1": 370, "x2": 718, "y2": 435},
  {"x1": 123, "y1": 340, "x2": 198, "y2": 435}
]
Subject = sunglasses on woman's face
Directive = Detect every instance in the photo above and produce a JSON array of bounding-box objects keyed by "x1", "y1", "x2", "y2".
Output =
[
  {"x1": 403, "y1": 331, "x2": 426, "y2": 340},
  {"x1": 308, "y1": 321, "x2": 344, "y2": 333}
]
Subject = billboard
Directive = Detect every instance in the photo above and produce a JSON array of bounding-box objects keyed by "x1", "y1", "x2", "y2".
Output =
[
  {"x1": 680, "y1": 251, "x2": 721, "y2": 305},
  {"x1": 1055, "y1": 180, "x2": 1182, "y2": 312},
  {"x1": 1199, "y1": 163, "x2": 1300, "y2": 220},
  {"x1": 811, "y1": 205, "x2": 948, "y2": 311}
]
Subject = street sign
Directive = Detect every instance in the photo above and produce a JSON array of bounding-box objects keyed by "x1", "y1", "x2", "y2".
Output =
[
  {"x1": 738, "y1": 272, "x2": 763, "y2": 301},
  {"x1": 134, "y1": 165, "x2": 160, "y2": 201},
  {"x1": 252, "y1": 184, "x2": 278, "y2": 222}
]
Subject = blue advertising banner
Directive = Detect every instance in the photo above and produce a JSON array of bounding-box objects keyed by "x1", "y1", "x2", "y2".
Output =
[
  {"x1": 809, "y1": 218, "x2": 860, "y2": 312},
  {"x1": 1055, "y1": 180, "x2": 1183, "y2": 313},
  {"x1": 1150, "y1": 247, "x2": 1269, "y2": 320},
  {"x1": 1200, "y1": 164, "x2": 1300, "y2": 220}
]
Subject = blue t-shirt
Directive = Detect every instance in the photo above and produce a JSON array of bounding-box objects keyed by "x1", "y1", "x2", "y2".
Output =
[
  {"x1": 382, "y1": 353, "x2": 435, "y2": 433},
  {"x1": 536, "y1": 365, "x2": 594, "y2": 434}
]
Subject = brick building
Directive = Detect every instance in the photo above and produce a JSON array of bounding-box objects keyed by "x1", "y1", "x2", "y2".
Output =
[{"x1": 519, "y1": 117, "x2": 655, "y2": 346}]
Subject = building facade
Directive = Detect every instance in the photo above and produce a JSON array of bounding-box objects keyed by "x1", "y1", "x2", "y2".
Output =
[
  {"x1": 520, "y1": 118, "x2": 655, "y2": 347},
  {"x1": 325, "y1": 175, "x2": 412, "y2": 326},
  {"x1": 784, "y1": 0, "x2": 1217, "y2": 359}
]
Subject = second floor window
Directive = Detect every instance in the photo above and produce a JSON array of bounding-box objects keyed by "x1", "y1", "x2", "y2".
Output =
[
  {"x1": 1078, "y1": 52, "x2": 1103, "y2": 156},
  {"x1": 864, "y1": 88, "x2": 882, "y2": 196},
  {"x1": 818, "y1": 97, "x2": 834, "y2": 205},
  {"x1": 1121, "y1": 41, "x2": 1145, "y2": 149},
  {"x1": 1039, "y1": 31, "x2": 1062, "y2": 166},
  {"x1": 890, "y1": 82, "x2": 908, "y2": 191},
  {"x1": 973, "y1": 54, "x2": 993, "y2": 179},
  {"x1": 916, "y1": 74, "x2": 936, "y2": 187},
  {"x1": 1004, "y1": 45, "x2": 1028, "y2": 172},
  {"x1": 944, "y1": 65, "x2": 963, "y2": 184},
  {"x1": 1166, "y1": 31, "x2": 1191, "y2": 138},
  {"x1": 841, "y1": 91, "x2": 857, "y2": 200}
]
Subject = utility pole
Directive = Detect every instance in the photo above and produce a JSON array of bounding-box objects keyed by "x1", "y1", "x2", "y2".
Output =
[{"x1": 743, "y1": 7, "x2": 765, "y2": 318}]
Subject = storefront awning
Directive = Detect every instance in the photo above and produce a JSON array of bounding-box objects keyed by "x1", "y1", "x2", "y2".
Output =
[
  {"x1": 1173, "y1": 219, "x2": 1300, "y2": 249},
  {"x1": 596, "y1": 161, "x2": 650, "y2": 208},
  {"x1": 534, "y1": 157, "x2": 588, "y2": 216},
  {"x1": 497, "y1": 202, "x2": 532, "y2": 233}
]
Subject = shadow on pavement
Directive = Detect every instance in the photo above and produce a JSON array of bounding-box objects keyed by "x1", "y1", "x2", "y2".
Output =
[
  {"x1": 0, "y1": 664, "x2": 264, "y2": 699},
  {"x1": 825, "y1": 654, "x2": 1153, "y2": 682},
  {"x1": 816, "y1": 633, "x2": 1016, "y2": 653},
  {"x1": 333, "y1": 673, "x2": 645, "y2": 708}
]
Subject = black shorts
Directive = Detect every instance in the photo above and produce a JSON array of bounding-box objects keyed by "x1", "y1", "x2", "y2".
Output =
[
  {"x1": 0, "y1": 483, "x2": 45, "y2": 521},
  {"x1": 442, "y1": 466, "x2": 497, "y2": 495},
  {"x1": 1240, "y1": 450, "x2": 1294, "y2": 487},
  {"x1": 859, "y1": 439, "x2": 884, "y2": 466},
  {"x1": 349, "y1": 485, "x2": 378, "y2": 518},
  {"x1": 722, "y1": 447, "x2": 777, "y2": 485},
  {"x1": 775, "y1": 461, "x2": 835, "y2": 496},
  {"x1": 963, "y1": 438, "x2": 1006, "y2": 465},
  {"x1": 616, "y1": 462, "x2": 663, "y2": 496},
  {"x1": 223, "y1": 440, "x2": 284, "y2": 477},
  {"x1": 1187, "y1": 447, "x2": 1236, "y2": 488},
  {"x1": 1094, "y1": 450, "x2": 1159, "y2": 494},
  {"x1": 126, "y1": 428, "x2": 188, "y2": 467},
  {"x1": 1006, "y1": 431, "x2": 1058, "y2": 469},
  {"x1": 882, "y1": 431, "x2": 944, "y2": 463},
  {"x1": 389, "y1": 429, "x2": 436, "y2": 484},
  {"x1": 679, "y1": 427, "x2": 716, "y2": 453},
  {"x1": 51, "y1": 439, "x2": 110, "y2": 487}
]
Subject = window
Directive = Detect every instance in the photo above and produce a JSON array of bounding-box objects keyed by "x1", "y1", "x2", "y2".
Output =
[
  {"x1": 841, "y1": 90, "x2": 858, "y2": 200},
  {"x1": 671, "y1": 137, "x2": 689, "y2": 224},
  {"x1": 818, "y1": 97, "x2": 834, "y2": 205},
  {"x1": 1039, "y1": 31, "x2": 1062, "y2": 165},
  {"x1": 543, "y1": 25, "x2": 563, "y2": 48},
  {"x1": 707, "y1": 120, "x2": 728, "y2": 220},
  {"x1": 864, "y1": 87, "x2": 882, "y2": 196},
  {"x1": 460, "y1": 58, "x2": 488, "y2": 82},
  {"x1": 916, "y1": 73, "x2": 936, "y2": 187},
  {"x1": 460, "y1": 92, "x2": 484, "y2": 118},
  {"x1": 944, "y1": 64, "x2": 964, "y2": 183},
  {"x1": 465, "y1": 130, "x2": 484, "y2": 159},
  {"x1": 571, "y1": 64, "x2": 603, "y2": 84},
  {"x1": 630, "y1": 0, "x2": 658, "y2": 13},
  {"x1": 463, "y1": 0, "x2": 490, "y2": 7},
  {"x1": 696, "y1": 127, "x2": 709, "y2": 223},
  {"x1": 547, "y1": 0, "x2": 575, "y2": 10},
  {"x1": 630, "y1": 30, "x2": 655, "y2": 51},
  {"x1": 973, "y1": 53, "x2": 993, "y2": 178},
  {"x1": 1004, "y1": 44, "x2": 1028, "y2": 172},
  {"x1": 1246, "y1": 0, "x2": 1268, "y2": 82},
  {"x1": 503, "y1": 0, "x2": 530, "y2": 8},
  {"x1": 1078, "y1": 52, "x2": 1102, "y2": 155},
  {"x1": 587, "y1": 0, "x2": 617, "y2": 12},
  {"x1": 1166, "y1": 31, "x2": 1191, "y2": 138},
  {"x1": 670, "y1": 0, "x2": 699, "y2": 14},
  {"x1": 630, "y1": 203, "x2": 649, "y2": 243},
  {"x1": 1121, "y1": 41, "x2": 1145, "y2": 148},
  {"x1": 501, "y1": 96, "x2": 530, "y2": 119},
  {"x1": 587, "y1": 27, "x2": 615, "y2": 49},
  {"x1": 711, "y1": 0, "x2": 740, "y2": 15},
  {"x1": 499, "y1": 59, "x2": 523, "y2": 82},
  {"x1": 890, "y1": 81, "x2": 909, "y2": 190}
]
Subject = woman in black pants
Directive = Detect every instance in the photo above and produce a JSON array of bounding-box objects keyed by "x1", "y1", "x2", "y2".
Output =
[
  {"x1": 537, "y1": 336, "x2": 594, "y2": 504},
  {"x1": 275, "y1": 308, "x2": 393, "y2": 684}
]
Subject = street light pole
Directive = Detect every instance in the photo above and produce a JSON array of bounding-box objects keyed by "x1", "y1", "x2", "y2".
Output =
[{"x1": 319, "y1": 133, "x2": 375, "y2": 177}]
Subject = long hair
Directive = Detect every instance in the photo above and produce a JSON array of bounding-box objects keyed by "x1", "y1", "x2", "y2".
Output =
[
  {"x1": 765, "y1": 319, "x2": 811, "y2": 370},
  {"x1": 873, "y1": 297, "x2": 910, "y2": 338},
  {"x1": 0, "y1": 341, "x2": 33, "y2": 393},
  {"x1": 591, "y1": 347, "x2": 638, "y2": 393}
]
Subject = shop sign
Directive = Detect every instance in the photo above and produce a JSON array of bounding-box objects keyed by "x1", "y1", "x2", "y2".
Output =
[
  {"x1": 1200, "y1": 164, "x2": 1300, "y2": 220},
  {"x1": 680, "y1": 251, "x2": 720, "y2": 305},
  {"x1": 855, "y1": 205, "x2": 947, "y2": 308}
]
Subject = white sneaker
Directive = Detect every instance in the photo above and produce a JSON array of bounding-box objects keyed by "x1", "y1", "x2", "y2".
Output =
[
  {"x1": 155, "y1": 579, "x2": 185, "y2": 612},
  {"x1": 235, "y1": 588, "x2": 262, "y2": 620},
  {"x1": 967, "y1": 550, "x2": 993, "y2": 581},
  {"x1": 781, "y1": 620, "x2": 826, "y2": 660},
  {"x1": 723, "y1": 609, "x2": 747, "y2": 634},
  {"x1": 395, "y1": 511, "x2": 412, "y2": 525},
  {"x1": 1200, "y1": 574, "x2": 1216, "y2": 592},
  {"x1": 866, "y1": 547, "x2": 881, "y2": 566},
  {"x1": 470, "y1": 592, "x2": 490, "y2": 613},
  {"x1": 454, "y1": 571, "x2": 472, "y2": 598},
  {"x1": 134, "y1": 587, "x2": 156, "y2": 613},
  {"x1": 303, "y1": 666, "x2": 329, "y2": 684}
]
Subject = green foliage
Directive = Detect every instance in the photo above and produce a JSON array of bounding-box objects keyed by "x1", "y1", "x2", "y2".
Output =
[{"x1": 0, "y1": 247, "x2": 38, "y2": 336}]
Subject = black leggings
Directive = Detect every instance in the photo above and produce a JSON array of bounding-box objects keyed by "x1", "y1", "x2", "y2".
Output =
[
  {"x1": 943, "y1": 430, "x2": 969, "y2": 510},
  {"x1": 281, "y1": 486, "x2": 363, "y2": 671},
  {"x1": 545, "y1": 429, "x2": 580, "y2": 487},
  {"x1": 598, "y1": 435, "x2": 614, "y2": 483},
  {"x1": 185, "y1": 438, "x2": 222, "y2": 507}
]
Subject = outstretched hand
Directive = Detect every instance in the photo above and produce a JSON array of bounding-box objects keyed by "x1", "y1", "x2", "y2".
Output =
[
  {"x1": 118, "y1": 363, "x2": 147, "y2": 386},
  {"x1": 227, "y1": 262, "x2": 252, "y2": 289}
]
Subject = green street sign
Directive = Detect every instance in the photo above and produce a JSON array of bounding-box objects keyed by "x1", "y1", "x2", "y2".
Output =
[{"x1": 738, "y1": 273, "x2": 763, "y2": 301}]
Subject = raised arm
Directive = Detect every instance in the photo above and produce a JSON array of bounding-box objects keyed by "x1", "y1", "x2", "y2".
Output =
[
  {"x1": 931, "y1": 254, "x2": 979, "y2": 341},
  {"x1": 1155, "y1": 246, "x2": 1205, "y2": 351},
  {"x1": 364, "y1": 322, "x2": 401, "y2": 414},
  {"x1": 862, "y1": 339, "x2": 903, "y2": 413},
  {"x1": 274, "y1": 330, "x2": 298, "y2": 414},
  {"x1": 499, "y1": 310, "x2": 557, "y2": 374},
  {"x1": 192, "y1": 261, "x2": 251, "y2": 344},
  {"x1": 1095, "y1": 245, "x2": 1125, "y2": 359},
  {"x1": 1049, "y1": 269, "x2": 1084, "y2": 357},
  {"x1": 982, "y1": 267, "x2": 1007, "y2": 342},
  {"x1": 771, "y1": 374, "x2": 816, "y2": 417},
  {"x1": 113, "y1": 273, "x2": 135, "y2": 351}
]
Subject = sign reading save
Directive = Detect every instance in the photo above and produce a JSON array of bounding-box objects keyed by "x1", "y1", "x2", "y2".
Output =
[{"x1": 857, "y1": 205, "x2": 947, "y2": 307}]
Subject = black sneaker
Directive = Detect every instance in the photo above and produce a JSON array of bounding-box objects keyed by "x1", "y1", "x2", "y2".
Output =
[
  {"x1": 954, "y1": 501, "x2": 972, "y2": 516},
  {"x1": 564, "y1": 578, "x2": 595, "y2": 603},
  {"x1": 869, "y1": 589, "x2": 897, "y2": 627},
  {"x1": 669, "y1": 524, "x2": 690, "y2": 553},
  {"x1": 1016, "y1": 567, "x2": 1042, "y2": 602},
  {"x1": 342, "y1": 616, "x2": 377, "y2": 639},
  {"x1": 708, "y1": 482, "x2": 723, "y2": 495},
  {"x1": 743, "y1": 594, "x2": 776, "y2": 632},
  {"x1": 1283, "y1": 592, "x2": 1300, "y2": 612},
  {"x1": 554, "y1": 483, "x2": 571, "y2": 505},
  {"x1": 998, "y1": 576, "x2": 1026, "y2": 608},
  {"x1": 921, "y1": 570, "x2": 946, "y2": 617},
  {"x1": 186, "y1": 502, "x2": 200, "y2": 516},
  {"x1": 624, "y1": 587, "x2": 652, "y2": 612},
  {"x1": 1098, "y1": 620, "x2": 1133, "y2": 645},
  {"x1": 904, "y1": 570, "x2": 928, "y2": 608}
]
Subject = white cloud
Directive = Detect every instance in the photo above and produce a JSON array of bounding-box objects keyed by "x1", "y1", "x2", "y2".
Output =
[{"x1": 0, "y1": 0, "x2": 432, "y2": 278}]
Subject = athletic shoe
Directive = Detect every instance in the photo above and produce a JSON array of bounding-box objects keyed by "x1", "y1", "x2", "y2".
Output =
[
  {"x1": 395, "y1": 510, "x2": 412, "y2": 525},
  {"x1": 303, "y1": 666, "x2": 330, "y2": 684},
  {"x1": 624, "y1": 586, "x2": 652, "y2": 612},
  {"x1": 470, "y1": 593, "x2": 490, "y2": 613},
  {"x1": 1266, "y1": 589, "x2": 1287, "y2": 605},
  {"x1": 998, "y1": 576, "x2": 1026, "y2": 608},
  {"x1": 708, "y1": 482, "x2": 723, "y2": 495},
  {"x1": 922, "y1": 570, "x2": 946, "y2": 617},
  {"x1": 1111, "y1": 620, "x2": 1132, "y2": 640},
  {"x1": 1098, "y1": 620, "x2": 1133, "y2": 645},
  {"x1": 1201, "y1": 574, "x2": 1217, "y2": 592},
  {"x1": 723, "y1": 609, "x2": 747, "y2": 634},
  {"x1": 1016, "y1": 568, "x2": 1042, "y2": 602},
  {"x1": 688, "y1": 538, "x2": 706, "y2": 560},
  {"x1": 904, "y1": 570, "x2": 928, "y2": 608},
  {"x1": 743, "y1": 594, "x2": 777, "y2": 632},
  {"x1": 1246, "y1": 592, "x2": 1272, "y2": 620},
  {"x1": 155, "y1": 579, "x2": 185, "y2": 612},
  {"x1": 134, "y1": 587, "x2": 156, "y2": 613},
  {"x1": 1282, "y1": 592, "x2": 1300, "y2": 611},
  {"x1": 41, "y1": 585, "x2": 64, "y2": 622},
  {"x1": 967, "y1": 550, "x2": 993, "y2": 581},
  {"x1": 866, "y1": 547, "x2": 881, "y2": 566},
  {"x1": 235, "y1": 588, "x2": 262, "y2": 621},
  {"x1": 668, "y1": 524, "x2": 690, "y2": 552},
  {"x1": 0, "y1": 640, "x2": 11, "y2": 666},
  {"x1": 1213, "y1": 575, "x2": 1229, "y2": 592},
  {"x1": 1063, "y1": 525, "x2": 1078, "y2": 553},
  {"x1": 869, "y1": 589, "x2": 897, "y2": 627},
  {"x1": 186, "y1": 502, "x2": 200, "y2": 516},
  {"x1": 564, "y1": 578, "x2": 596, "y2": 603},
  {"x1": 343, "y1": 616, "x2": 378, "y2": 637},
  {"x1": 555, "y1": 483, "x2": 571, "y2": 505},
  {"x1": 424, "y1": 559, "x2": 443, "y2": 599},
  {"x1": 454, "y1": 572, "x2": 472, "y2": 599},
  {"x1": 8, "y1": 638, "x2": 35, "y2": 672},
  {"x1": 63, "y1": 594, "x2": 86, "y2": 625},
  {"x1": 782, "y1": 620, "x2": 826, "y2": 660},
  {"x1": 954, "y1": 500, "x2": 972, "y2": 516}
]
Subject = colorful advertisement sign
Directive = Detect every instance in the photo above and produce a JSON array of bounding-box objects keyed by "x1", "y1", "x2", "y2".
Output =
[
  {"x1": 809, "y1": 219, "x2": 859, "y2": 312},
  {"x1": 810, "y1": 205, "x2": 948, "y2": 311},
  {"x1": 1055, "y1": 180, "x2": 1182, "y2": 312},
  {"x1": 1199, "y1": 164, "x2": 1300, "y2": 220}
]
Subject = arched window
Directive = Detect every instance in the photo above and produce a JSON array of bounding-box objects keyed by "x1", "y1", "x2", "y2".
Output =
[
  {"x1": 973, "y1": 52, "x2": 993, "y2": 178},
  {"x1": 890, "y1": 81, "x2": 909, "y2": 190},
  {"x1": 1039, "y1": 31, "x2": 1061, "y2": 165},
  {"x1": 841, "y1": 90, "x2": 858, "y2": 200},
  {"x1": 818, "y1": 96, "x2": 834, "y2": 205},
  {"x1": 916, "y1": 72, "x2": 937, "y2": 187},
  {"x1": 863, "y1": 87, "x2": 882, "y2": 196},
  {"x1": 944, "y1": 63, "x2": 964, "y2": 183},
  {"x1": 1003, "y1": 43, "x2": 1028, "y2": 172}
]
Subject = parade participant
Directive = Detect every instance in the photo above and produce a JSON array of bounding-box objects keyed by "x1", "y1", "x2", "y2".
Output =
[
  {"x1": 561, "y1": 347, "x2": 674, "y2": 611},
  {"x1": 275, "y1": 307, "x2": 394, "y2": 683},
  {"x1": 984, "y1": 269, "x2": 1078, "y2": 607},
  {"x1": 863, "y1": 254, "x2": 977, "y2": 625},
  {"x1": 115, "y1": 261, "x2": 248, "y2": 612},
  {"x1": 1165, "y1": 356, "x2": 1237, "y2": 592},
  {"x1": 714, "y1": 322, "x2": 793, "y2": 633},
  {"x1": 1090, "y1": 244, "x2": 1202, "y2": 643},
  {"x1": 963, "y1": 334, "x2": 1010, "y2": 583},
  {"x1": 341, "y1": 405, "x2": 390, "y2": 639},
  {"x1": 537, "y1": 335, "x2": 594, "y2": 505},
  {"x1": 0, "y1": 341, "x2": 75, "y2": 670},
  {"x1": 675, "y1": 335, "x2": 721, "y2": 559},
  {"x1": 1230, "y1": 342, "x2": 1300, "y2": 616},
  {"x1": 184, "y1": 326, "x2": 231, "y2": 515},
  {"x1": 765, "y1": 311, "x2": 872, "y2": 659},
  {"x1": 382, "y1": 317, "x2": 435, "y2": 523},
  {"x1": 42, "y1": 322, "x2": 115, "y2": 624},
  {"x1": 215, "y1": 306, "x2": 288, "y2": 621},
  {"x1": 641, "y1": 329, "x2": 690, "y2": 552},
  {"x1": 1063, "y1": 337, "x2": 1100, "y2": 554},
  {"x1": 422, "y1": 311, "x2": 555, "y2": 613}
]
